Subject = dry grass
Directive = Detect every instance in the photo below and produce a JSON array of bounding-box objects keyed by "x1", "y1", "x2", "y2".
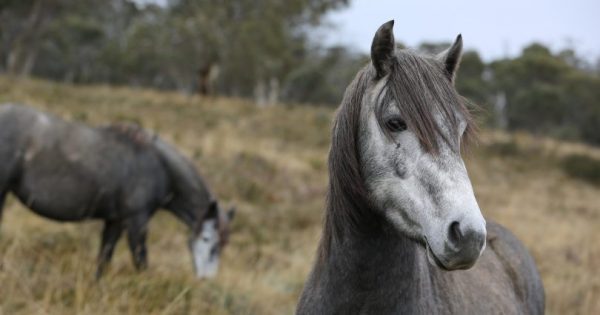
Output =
[{"x1": 0, "y1": 76, "x2": 598, "y2": 315}]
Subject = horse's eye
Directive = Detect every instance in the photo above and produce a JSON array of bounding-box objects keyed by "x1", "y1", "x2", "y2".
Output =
[{"x1": 386, "y1": 118, "x2": 407, "y2": 132}]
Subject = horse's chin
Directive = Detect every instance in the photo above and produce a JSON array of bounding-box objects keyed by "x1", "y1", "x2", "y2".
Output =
[
  {"x1": 425, "y1": 242, "x2": 453, "y2": 271},
  {"x1": 424, "y1": 242, "x2": 478, "y2": 271},
  {"x1": 193, "y1": 258, "x2": 219, "y2": 279}
]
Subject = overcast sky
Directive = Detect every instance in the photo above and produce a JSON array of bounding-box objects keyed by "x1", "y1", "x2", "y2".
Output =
[
  {"x1": 139, "y1": 0, "x2": 599, "y2": 62},
  {"x1": 319, "y1": 0, "x2": 600, "y2": 61}
]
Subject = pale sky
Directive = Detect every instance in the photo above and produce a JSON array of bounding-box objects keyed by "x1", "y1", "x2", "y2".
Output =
[
  {"x1": 319, "y1": 0, "x2": 600, "y2": 62},
  {"x1": 139, "y1": 0, "x2": 600, "y2": 62}
]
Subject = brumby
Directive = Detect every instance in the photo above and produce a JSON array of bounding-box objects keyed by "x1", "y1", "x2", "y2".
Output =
[
  {"x1": 0, "y1": 104, "x2": 234, "y2": 279},
  {"x1": 296, "y1": 21, "x2": 544, "y2": 314}
]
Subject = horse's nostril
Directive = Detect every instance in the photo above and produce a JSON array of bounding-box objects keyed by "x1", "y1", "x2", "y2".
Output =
[{"x1": 449, "y1": 221, "x2": 462, "y2": 245}]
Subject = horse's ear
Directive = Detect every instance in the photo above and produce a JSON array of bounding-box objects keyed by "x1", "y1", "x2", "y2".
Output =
[
  {"x1": 371, "y1": 20, "x2": 395, "y2": 79},
  {"x1": 438, "y1": 34, "x2": 463, "y2": 83},
  {"x1": 227, "y1": 207, "x2": 236, "y2": 221},
  {"x1": 205, "y1": 200, "x2": 218, "y2": 219}
]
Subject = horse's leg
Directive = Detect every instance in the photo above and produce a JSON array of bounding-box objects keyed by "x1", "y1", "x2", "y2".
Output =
[
  {"x1": 96, "y1": 220, "x2": 124, "y2": 279},
  {"x1": 126, "y1": 214, "x2": 150, "y2": 271}
]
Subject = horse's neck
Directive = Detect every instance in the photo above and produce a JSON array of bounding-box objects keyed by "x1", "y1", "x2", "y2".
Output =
[
  {"x1": 304, "y1": 211, "x2": 434, "y2": 313},
  {"x1": 166, "y1": 185, "x2": 211, "y2": 228},
  {"x1": 152, "y1": 137, "x2": 212, "y2": 228}
]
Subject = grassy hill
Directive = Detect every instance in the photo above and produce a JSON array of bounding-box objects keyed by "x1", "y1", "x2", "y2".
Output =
[{"x1": 0, "y1": 76, "x2": 599, "y2": 315}]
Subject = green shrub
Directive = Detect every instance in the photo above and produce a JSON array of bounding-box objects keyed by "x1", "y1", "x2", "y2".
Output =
[{"x1": 561, "y1": 154, "x2": 600, "y2": 186}]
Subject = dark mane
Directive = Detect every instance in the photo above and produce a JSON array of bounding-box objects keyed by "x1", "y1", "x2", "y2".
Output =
[
  {"x1": 319, "y1": 49, "x2": 477, "y2": 260},
  {"x1": 151, "y1": 136, "x2": 214, "y2": 222},
  {"x1": 318, "y1": 67, "x2": 375, "y2": 261},
  {"x1": 106, "y1": 122, "x2": 214, "y2": 223},
  {"x1": 103, "y1": 123, "x2": 154, "y2": 148}
]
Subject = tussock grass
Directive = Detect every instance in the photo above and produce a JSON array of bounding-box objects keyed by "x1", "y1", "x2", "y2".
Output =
[{"x1": 0, "y1": 76, "x2": 599, "y2": 314}]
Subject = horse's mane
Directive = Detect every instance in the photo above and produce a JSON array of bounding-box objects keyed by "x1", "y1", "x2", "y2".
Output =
[
  {"x1": 319, "y1": 49, "x2": 477, "y2": 260},
  {"x1": 152, "y1": 137, "x2": 211, "y2": 199},
  {"x1": 104, "y1": 123, "x2": 154, "y2": 148},
  {"x1": 103, "y1": 122, "x2": 213, "y2": 223},
  {"x1": 151, "y1": 136, "x2": 214, "y2": 210}
]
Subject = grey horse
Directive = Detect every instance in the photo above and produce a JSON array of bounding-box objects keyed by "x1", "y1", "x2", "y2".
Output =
[
  {"x1": 0, "y1": 103, "x2": 234, "y2": 279},
  {"x1": 296, "y1": 21, "x2": 544, "y2": 314}
]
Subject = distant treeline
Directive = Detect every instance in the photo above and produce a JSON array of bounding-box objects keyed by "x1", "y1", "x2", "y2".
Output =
[
  {"x1": 453, "y1": 44, "x2": 600, "y2": 145},
  {"x1": 0, "y1": 0, "x2": 350, "y2": 99},
  {"x1": 1, "y1": 0, "x2": 599, "y2": 145}
]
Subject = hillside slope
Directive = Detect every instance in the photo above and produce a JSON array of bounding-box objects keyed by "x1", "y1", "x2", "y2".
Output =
[{"x1": 0, "y1": 76, "x2": 598, "y2": 315}]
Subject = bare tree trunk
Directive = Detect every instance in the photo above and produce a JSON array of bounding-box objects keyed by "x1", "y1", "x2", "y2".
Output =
[
  {"x1": 6, "y1": 0, "x2": 46, "y2": 77},
  {"x1": 21, "y1": 47, "x2": 39, "y2": 75},
  {"x1": 64, "y1": 69, "x2": 75, "y2": 83},
  {"x1": 493, "y1": 91, "x2": 508, "y2": 130},
  {"x1": 267, "y1": 77, "x2": 279, "y2": 106},
  {"x1": 196, "y1": 63, "x2": 220, "y2": 96},
  {"x1": 254, "y1": 79, "x2": 267, "y2": 107}
]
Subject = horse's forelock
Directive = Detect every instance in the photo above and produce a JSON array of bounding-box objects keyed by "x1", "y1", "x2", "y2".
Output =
[{"x1": 377, "y1": 50, "x2": 477, "y2": 153}]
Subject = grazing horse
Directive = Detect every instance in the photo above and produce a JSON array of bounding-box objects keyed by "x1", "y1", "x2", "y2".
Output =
[
  {"x1": 297, "y1": 21, "x2": 544, "y2": 314},
  {"x1": 0, "y1": 104, "x2": 235, "y2": 279}
]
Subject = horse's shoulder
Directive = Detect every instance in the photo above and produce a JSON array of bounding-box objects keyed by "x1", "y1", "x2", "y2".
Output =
[
  {"x1": 485, "y1": 220, "x2": 545, "y2": 313},
  {"x1": 485, "y1": 220, "x2": 531, "y2": 267},
  {"x1": 485, "y1": 221, "x2": 528, "y2": 251}
]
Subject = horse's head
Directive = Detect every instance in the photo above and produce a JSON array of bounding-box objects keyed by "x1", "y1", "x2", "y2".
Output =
[
  {"x1": 189, "y1": 200, "x2": 235, "y2": 278},
  {"x1": 358, "y1": 21, "x2": 485, "y2": 270}
]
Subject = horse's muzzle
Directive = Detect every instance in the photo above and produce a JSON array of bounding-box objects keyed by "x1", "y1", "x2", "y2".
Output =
[{"x1": 428, "y1": 222, "x2": 486, "y2": 270}]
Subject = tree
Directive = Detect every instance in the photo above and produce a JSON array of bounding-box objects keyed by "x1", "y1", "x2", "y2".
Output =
[
  {"x1": 0, "y1": 0, "x2": 136, "y2": 78},
  {"x1": 283, "y1": 45, "x2": 367, "y2": 105},
  {"x1": 490, "y1": 43, "x2": 600, "y2": 143},
  {"x1": 1, "y1": 0, "x2": 52, "y2": 76},
  {"x1": 455, "y1": 50, "x2": 489, "y2": 108},
  {"x1": 164, "y1": 0, "x2": 349, "y2": 97}
]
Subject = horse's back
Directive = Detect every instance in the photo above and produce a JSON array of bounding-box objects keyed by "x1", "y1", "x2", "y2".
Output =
[
  {"x1": 483, "y1": 220, "x2": 545, "y2": 314},
  {"x1": 1, "y1": 104, "x2": 168, "y2": 221}
]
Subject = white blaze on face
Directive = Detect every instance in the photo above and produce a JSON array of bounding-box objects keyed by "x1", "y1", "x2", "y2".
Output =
[
  {"x1": 359, "y1": 81, "x2": 486, "y2": 269},
  {"x1": 191, "y1": 219, "x2": 219, "y2": 278}
]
